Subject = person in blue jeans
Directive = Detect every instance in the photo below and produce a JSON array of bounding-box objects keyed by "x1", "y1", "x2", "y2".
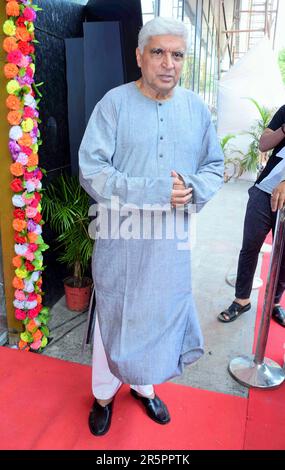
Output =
[{"x1": 218, "y1": 105, "x2": 285, "y2": 326}]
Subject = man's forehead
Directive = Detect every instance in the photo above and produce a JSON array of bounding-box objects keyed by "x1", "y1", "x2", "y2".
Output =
[{"x1": 146, "y1": 35, "x2": 186, "y2": 50}]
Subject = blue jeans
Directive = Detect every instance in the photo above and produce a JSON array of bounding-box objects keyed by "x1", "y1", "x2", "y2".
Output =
[{"x1": 235, "y1": 185, "x2": 285, "y2": 304}]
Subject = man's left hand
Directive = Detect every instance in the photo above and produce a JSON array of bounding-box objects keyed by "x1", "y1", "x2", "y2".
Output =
[{"x1": 271, "y1": 181, "x2": 285, "y2": 212}]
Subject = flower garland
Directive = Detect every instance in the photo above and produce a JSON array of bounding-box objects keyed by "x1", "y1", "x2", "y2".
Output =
[{"x1": 3, "y1": 0, "x2": 50, "y2": 352}]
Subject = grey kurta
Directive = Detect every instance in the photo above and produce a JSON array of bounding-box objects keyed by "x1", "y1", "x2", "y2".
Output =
[{"x1": 79, "y1": 82, "x2": 224, "y2": 384}]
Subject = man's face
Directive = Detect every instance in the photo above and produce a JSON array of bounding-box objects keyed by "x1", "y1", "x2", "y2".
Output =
[{"x1": 136, "y1": 35, "x2": 186, "y2": 95}]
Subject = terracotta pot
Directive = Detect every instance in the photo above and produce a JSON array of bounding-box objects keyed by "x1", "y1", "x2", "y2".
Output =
[{"x1": 64, "y1": 277, "x2": 92, "y2": 312}]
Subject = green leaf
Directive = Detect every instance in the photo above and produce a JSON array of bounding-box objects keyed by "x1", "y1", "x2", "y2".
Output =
[
  {"x1": 40, "y1": 307, "x2": 50, "y2": 316},
  {"x1": 41, "y1": 336, "x2": 48, "y2": 348},
  {"x1": 40, "y1": 326, "x2": 49, "y2": 337}
]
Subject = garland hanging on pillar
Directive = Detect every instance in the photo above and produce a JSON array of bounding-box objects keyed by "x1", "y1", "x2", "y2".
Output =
[{"x1": 3, "y1": 0, "x2": 50, "y2": 352}]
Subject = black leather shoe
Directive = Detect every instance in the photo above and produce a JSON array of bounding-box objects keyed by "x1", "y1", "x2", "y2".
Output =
[
  {"x1": 272, "y1": 306, "x2": 285, "y2": 327},
  {"x1": 130, "y1": 389, "x2": 170, "y2": 424},
  {"x1": 88, "y1": 399, "x2": 113, "y2": 436}
]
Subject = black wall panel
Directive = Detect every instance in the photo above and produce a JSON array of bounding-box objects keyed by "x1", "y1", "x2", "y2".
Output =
[{"x1": 85, "y1": 0, "x2": 143, "y2": 82}]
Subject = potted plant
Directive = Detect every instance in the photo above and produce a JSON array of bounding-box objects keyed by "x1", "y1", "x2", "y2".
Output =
[
  {"x1": 42, "y1": 173, "x2": 94, "y2": 311},
  {"x1": 236, "y1": 98, "x2": 276, "y2": 177}
]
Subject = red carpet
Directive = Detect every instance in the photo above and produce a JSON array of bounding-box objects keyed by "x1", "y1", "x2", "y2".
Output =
[
  {"x1": 244, "y1": 239, "x2": 285, "y2": 450},
  {"x1": 0, "y1": 348, "x2": 246, "y2": 450},
  {"x1": 0, "y1": 238, "x2": 284, "y2": 450}
]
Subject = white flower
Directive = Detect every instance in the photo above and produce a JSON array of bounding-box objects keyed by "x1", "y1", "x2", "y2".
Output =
[
  {"x1": 9, "y1": 126, "x2": 23, "y2": 141},
  {"x1": 16, "y1": 153, "x2": 28, "y2": 165},
  {"x1": 12, "y1": 195, "x2": 25, "y2": 207},
  {"x1": 14, "y1": 244, "x2": 29, "y2": 256},
  {"x1": 25, "y1": 300, "x2": 38, "y2": 310},
  {"x1": 25, "y1": 181, "x2": 36, "y2": 192},
  {"x1": 24, "y1": 94, "x2": 36, "y2": 109},
  {"x1": 34, "y1": 225, "x2": 42, "y2": 235},
  {"x1": 24, "y1": 280, "x2": 35, "y2": 293},
  {"x1": 13, "y1": 300, "x2": 25, "y2": 309},
  {"x1": 30, "y1": 271, "x2": 40, "y2": 282}
]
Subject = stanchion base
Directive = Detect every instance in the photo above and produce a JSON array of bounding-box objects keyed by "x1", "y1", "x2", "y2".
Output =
[{"x1": 229, "y1": 354, "x2": 285, "y2": 389}]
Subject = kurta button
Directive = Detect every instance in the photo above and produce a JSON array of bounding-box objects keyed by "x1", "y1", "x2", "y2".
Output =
[
  {"x1": 158, "y1": 103, "x2": 162, "y2": 106},
  {"x1": 160, "y1": 118, "x2": 163, "y2": 122},
  {"x1": 160, "y1": 136, "x2": 163, "y2": 140},
  {"x1": 159, "y1": 154, "x2": 163, "y2": 158}
]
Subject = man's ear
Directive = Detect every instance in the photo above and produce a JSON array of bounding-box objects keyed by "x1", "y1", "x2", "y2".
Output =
[{"x1": 136, "y1": 47, "x2": 142, "y2": 68}]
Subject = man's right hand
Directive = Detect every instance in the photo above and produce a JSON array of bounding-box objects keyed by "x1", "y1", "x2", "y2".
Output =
[
  {"x1": 171, "y1": 170, "x2": 193, "y2": 208},
  {"x1": 271, "y1": 181, "x2": 285, "y2": 212}
]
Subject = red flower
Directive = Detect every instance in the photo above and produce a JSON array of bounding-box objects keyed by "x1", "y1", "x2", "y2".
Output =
[
  {"x1": 23, "y1": 107, "x2": 35, "y2": 119},
  {"x1": 21, "y1": 146, "x2": 33, "y2": 156},
  {"x1": 29, "y1": 199, "x2": 38, "y2": 208},
  {"x1": 10, "y1": 178, "x2": 23, "y2": 192},
  {"x1": 27, "y1": 305, "x2": 41, "y2": 319},
  {"x1": 25, "y1": 260, "x2": 34, "y2": 272},
  {"x1": 7, "y1": 50, "x2": 23, "y2": 66},
  {"x1": 36, "y1": 171, "x2": 43, "y2": 181},
  {"x1": 23, "y1": 170, "x2": 34, "y2": 180},
  {"x1": 16, "y1": 18, "x2": 26, "y2": 27},
  {"x1": 28, "y1": 293, "x2": 37, "y2": 302},
  {"x1": 13, "y1": 209, "x2": 25, "y2": 220},
  {"x1": 26, "y1": 66, "x2": 34, "y2": 78},
  {"x1": 14, "y1": 234, "x2": 27, "y2": 244},
  {"x1": 33, "y1": 213, "x2": 42, "y2": 223},
  {"x1": 18, "y1": 41, "x2": 30, "y2": 55},
  {"x1": 29, "y1": 44, "x2": 35, "y2": 54},
  {"x1": 29, "y1": 243, "x2": 38, "y2": 252},
  {"x1": 15, "y1": 309, "x2": 27, "y2": 320},
  {"x1": 34, "y1": 192, "x2": 42, "y2": 202}
]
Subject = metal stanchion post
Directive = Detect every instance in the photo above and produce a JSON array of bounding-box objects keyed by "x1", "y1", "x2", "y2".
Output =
[{"x1": 228, "y1": 207, "x2": 285, "y2": 389}]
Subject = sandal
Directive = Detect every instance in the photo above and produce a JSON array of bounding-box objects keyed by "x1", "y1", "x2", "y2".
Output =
[
  {"x1": 217, "y1": 301, "x2": 251, "y2": 323},
  {"x1": 272, "y1": 306, "x2": 285, "y2": 327}
]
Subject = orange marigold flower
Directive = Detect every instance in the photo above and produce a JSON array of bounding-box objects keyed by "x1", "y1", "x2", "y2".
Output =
[
  {"x1": 12, "y1": 277, "x2": 24, "y2": 289},
  {"x1": 7, "y1": 110, "x2": 22, "y2": 126},
  {"x1": 32, "y1": 329, "x2": 43, "y2": 342},
  {"x1": 18, "y1": 133, "x2": 32, "y2": 147},
  {"x1": 4, "y1": 63, "x2": 19, "y2": 79},
  {"x1": 18, "y1": 340, "x2": 28, "y2": 350},
  {"x1": 12, "y1": 255, "x2": 22, "y2": 268},
  {"x1": 27, "y1": 319, "x2": 38, "y2": 333},
  {"x1": 13, "y1": 218, "x2": 27, "y2": 232},
  {"x1": 15, "y1": 27, "x2": 31, "y2": 42},
  {"x1": 36, "y1": 294, "x2": 42, "y2": 304},
  {"x1": 6, "y1": 95, "x2": 21, "y2": 111},
  {"x1": 3, "y1": 37, "x2": 18, "y2": 53},
  {"x1": 6, "y1": 1, "x2": 20, "y2": 16},
  {"x1": 10, "y1": 162, "x2": 24, "y2": 177},
  {"x1": 28, "y1": 232, "x2": 38, "y2": 243},
  {"x1": 27, "y1": 153, "x2": 39, "y2": 167}
]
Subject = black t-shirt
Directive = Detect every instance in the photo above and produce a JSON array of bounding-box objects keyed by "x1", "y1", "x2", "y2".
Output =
[{"x1": 255, "y1": 105, "x2": 285, "y2": 185}]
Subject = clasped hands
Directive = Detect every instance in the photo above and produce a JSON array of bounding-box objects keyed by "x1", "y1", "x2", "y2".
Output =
[{"x1": 171, "y1": 170, "x2": 193, "y2": 208}]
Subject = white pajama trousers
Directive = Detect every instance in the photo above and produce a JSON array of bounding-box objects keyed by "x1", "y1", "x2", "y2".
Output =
[{"x1": 92, "y1": 317, "x2": 154, "y2": 399}]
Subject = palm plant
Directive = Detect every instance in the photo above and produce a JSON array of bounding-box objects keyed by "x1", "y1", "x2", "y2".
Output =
[
  {"x1": 238, "y1": 98, "x2": 275, "y2": 174},
  {"x1": 42, "y1": 173, "x2": 94, "y2": 288}
]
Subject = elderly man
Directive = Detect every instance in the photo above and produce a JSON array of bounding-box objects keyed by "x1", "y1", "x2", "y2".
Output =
[{"x1": 79, "y1": 17, "x2": 224, "y2": 436}]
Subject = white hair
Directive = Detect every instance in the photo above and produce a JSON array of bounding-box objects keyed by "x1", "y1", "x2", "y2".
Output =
[{"x1": 138, "y1": 17, "x2": 189, "y2": 53}]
